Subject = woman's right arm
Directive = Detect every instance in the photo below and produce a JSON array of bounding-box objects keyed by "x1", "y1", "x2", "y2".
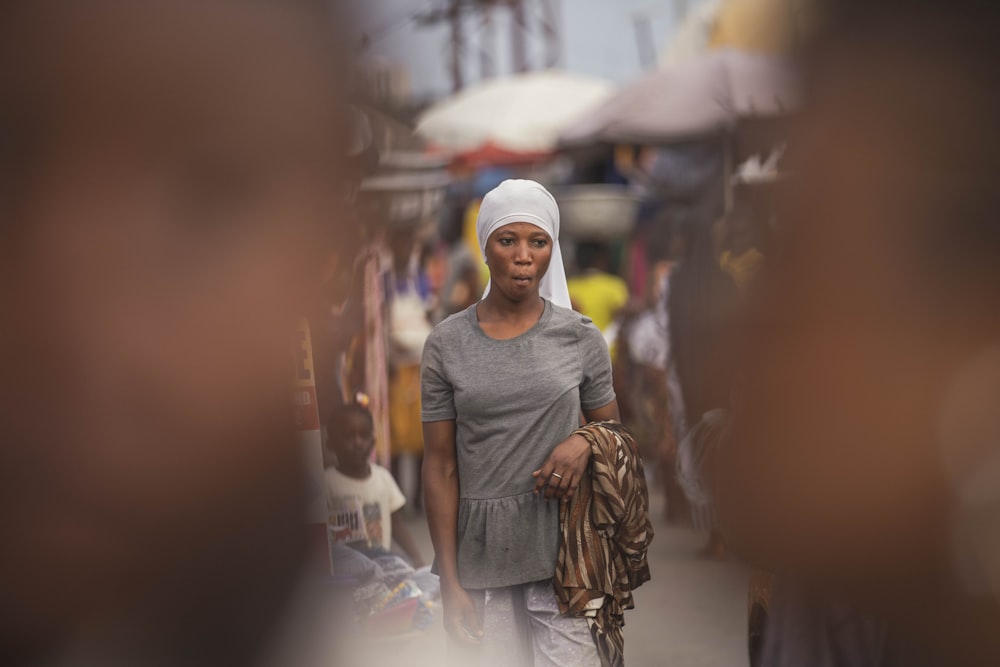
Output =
[{"x1": 422, "y1": 419, "x2": 483, "y2": 644}]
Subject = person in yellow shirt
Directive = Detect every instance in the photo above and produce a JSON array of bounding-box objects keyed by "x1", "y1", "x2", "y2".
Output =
[
  {"x1": 718, "y1": 207, "x2": 765, "y2": 293},
  {"x1": 568, "y1": 241, "x2": 630, "y2": 332}
]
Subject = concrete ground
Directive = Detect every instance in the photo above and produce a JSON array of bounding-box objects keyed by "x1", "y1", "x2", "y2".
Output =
[{"x1": 346, "y1": 490, "x2": 750, "y2": 667}]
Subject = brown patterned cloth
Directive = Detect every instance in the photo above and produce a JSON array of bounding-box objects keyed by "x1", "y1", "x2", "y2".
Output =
[{"x1": 554, "y1": 421, "x2": 654, "y2": 667}]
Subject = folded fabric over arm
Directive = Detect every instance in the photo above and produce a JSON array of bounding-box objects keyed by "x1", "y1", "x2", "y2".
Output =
[{"x1": 554, "y1": 420, "x2": 653, "y2": 667}]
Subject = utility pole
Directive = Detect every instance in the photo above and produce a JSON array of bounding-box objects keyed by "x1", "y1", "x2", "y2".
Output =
[
  {"x1": 415, "y1": 0, "x2": 467, "y2": 93},
  {"x1": 632, "y1": 12, "x2": 657, "y2": 70},
  {"x1": 417, "y1": 0, "x2": 561, "y2": 90},
  {"x1": 538, "y1": 0, "x2": 561, "y2": 68},
  {"x1": 479, "y1": 3, "x2": 496, "y2": 79},
  {"x1": 510, "y1": 0, "x2": 528, "y2": 73},
  {"x1": 676, "y1": 0, "x2": 689, "y2": 21},
  {"x1": 447, "y1": 0, "x2": 465, "y2": 92}
]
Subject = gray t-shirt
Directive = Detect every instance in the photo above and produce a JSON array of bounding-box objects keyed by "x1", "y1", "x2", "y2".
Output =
[{"x1": 421, "y1": 299, "x2": 616, "y2": 589}]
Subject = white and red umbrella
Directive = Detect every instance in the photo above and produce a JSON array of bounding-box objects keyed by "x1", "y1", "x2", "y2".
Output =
[{"x1": 416, "y1": 69, "x2": 615, "y2": 155}]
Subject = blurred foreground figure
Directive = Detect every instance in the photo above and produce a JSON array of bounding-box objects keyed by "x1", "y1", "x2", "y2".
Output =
[
  {"x1": 0, "y1": 1, "x2": 348, "y2": 665},
  {"x1": 717, "y1": 2, "x2": 1000, "y2": 666}
]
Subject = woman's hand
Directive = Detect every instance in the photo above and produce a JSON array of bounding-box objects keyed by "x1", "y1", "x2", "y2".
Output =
[
  {"x1": 441, "y1": 580, "x2": 483, "y2": 646},
  {"x1": 532, "y1": 433, "x2": 591, "y2": 500}
]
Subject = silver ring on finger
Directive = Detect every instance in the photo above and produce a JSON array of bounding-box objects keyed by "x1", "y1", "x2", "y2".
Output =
[{"x1": 550, "y1": 472, "x2": 564, "y2": 480}]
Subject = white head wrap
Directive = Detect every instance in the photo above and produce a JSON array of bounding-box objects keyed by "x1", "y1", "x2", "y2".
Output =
[{"x1": 476, "y1": 179, "x2": 572, "y2": 310}]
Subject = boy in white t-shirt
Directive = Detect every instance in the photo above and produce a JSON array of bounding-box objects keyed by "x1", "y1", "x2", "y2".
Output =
[{"x1": 324, "y1": 403, "x2": 424, "y2": 567}]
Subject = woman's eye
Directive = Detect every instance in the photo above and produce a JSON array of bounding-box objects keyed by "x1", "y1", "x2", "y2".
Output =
[
  {"x1": 499, "y1": 238, "x2": 514, "y2": 246},
  {"x1": 532, "y1": 239, "x2": 548, "y2": 248}
]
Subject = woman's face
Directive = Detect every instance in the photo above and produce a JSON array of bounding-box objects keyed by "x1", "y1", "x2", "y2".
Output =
[{"x1": 484, "y1": 221, "x2": 553, "y2": 301}]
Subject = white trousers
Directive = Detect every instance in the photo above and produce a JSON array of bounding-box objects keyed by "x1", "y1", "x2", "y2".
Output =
[{"x1": 448, "y1": 580, "x2": 601, "y2": 667}]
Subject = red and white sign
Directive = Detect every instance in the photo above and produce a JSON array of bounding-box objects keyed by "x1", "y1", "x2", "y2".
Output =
[{"x1": 293, "y1": 319, "x2": 330, "y2": 573}]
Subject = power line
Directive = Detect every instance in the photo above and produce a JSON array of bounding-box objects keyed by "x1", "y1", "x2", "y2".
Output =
[
  {"x1": 415, "y1": 0, "x2": 562, "y2": 92},
  {"x1": 365, "y1": 1, "x2": 440, "y2": 46}
]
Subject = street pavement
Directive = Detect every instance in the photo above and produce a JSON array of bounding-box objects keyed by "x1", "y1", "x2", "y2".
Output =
[
  {"x1": 624, "y1": 518, "x2": 750, "y2": 666},
  {"x1": 353, "y1": 489, "x2": 750, "y2": 666}
]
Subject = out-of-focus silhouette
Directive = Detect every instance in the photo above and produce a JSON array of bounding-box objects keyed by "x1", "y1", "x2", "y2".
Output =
[
  {"x1": 716, "y1": 1, "x2": 1000, "y2": 665},
  {"x1": 0, "y1": 2, "x2": 352, "y2": 665}
]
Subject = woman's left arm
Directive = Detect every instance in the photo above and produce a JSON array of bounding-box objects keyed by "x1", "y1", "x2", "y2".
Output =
[{"x1": 532, "y1": 400, "x2": 620, "y2": 500}]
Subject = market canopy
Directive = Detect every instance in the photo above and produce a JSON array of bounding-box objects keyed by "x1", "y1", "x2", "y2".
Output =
[
  {"x1": 416, "y1": 70, "x2": 615, "y2": 154},
  {"x1": 558, "y1": 49, "x2": 798, "y2": 147}
]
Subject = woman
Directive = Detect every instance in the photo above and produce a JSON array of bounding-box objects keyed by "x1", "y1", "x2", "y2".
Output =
[
  {"x1": 421, "y1": 179, "x2": 620, "y2": 666},
  {"x1": 667, "y1": 213, "x2": 741, "y2": 559}
]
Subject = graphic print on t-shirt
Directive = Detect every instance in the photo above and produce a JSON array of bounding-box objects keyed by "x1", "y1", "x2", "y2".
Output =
[
  {"x1": 361, "y1": 502, "x2": 384, "y2": 548},
  {"x1": 328, "y1": 494, "x2": 383, "y2": 548},
  {"x1": 328, "y1": 495, "x2": 367, "y2": 544}
]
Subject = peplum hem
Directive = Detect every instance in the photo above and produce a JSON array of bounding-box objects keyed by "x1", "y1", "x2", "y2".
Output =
[{"x1": 455, "y1": 491, "x2": 560, "y2": 590}]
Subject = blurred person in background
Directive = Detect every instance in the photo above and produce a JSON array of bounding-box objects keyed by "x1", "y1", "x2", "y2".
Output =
[
  {"x1": 312, "y1": 106, "x2": 378, "y2": 423},
  {"x1": 715, "y1": 1, "x2": 1000, "y2": 665},
  {"x1": 718, "y1": 203, "x2": 765, "y2": 295},
  {"x1": 0, "y1": 1, "x2": 353, "y2": 665},
  {"x1": 325, "y1": 402, "x2": 424, "y2": 568},
  {"x1": 438, "y1": 199, "x2": 488, "y2": 320},
  {"x1": 667, "y1": 211, "x2": 740, "y2": 452},
  {"x1": 668, "y1": 210, "x2": 742, "y2": 559},
  {"x1": 388, "y1": 227, "x2": 434, "y2": 511},
  {"x1": 567, "y1": 241, "x2": 629, "y2": 336},
  {"x1": 619, "y1": 211, "x2": 692, "y2": 523}
]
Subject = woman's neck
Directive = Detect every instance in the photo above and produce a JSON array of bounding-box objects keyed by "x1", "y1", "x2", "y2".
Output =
[
  {"x1": 480, "y1": 289, "x2": 542, "y2": 319},
  {"x1": 476, "y1": 291, "x2": 544, "y2": 339}
]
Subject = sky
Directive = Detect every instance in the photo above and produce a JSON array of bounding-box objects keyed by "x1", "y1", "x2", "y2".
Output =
[{"x1": 355, "y1": 1, "x2": 701, "y2": 101}]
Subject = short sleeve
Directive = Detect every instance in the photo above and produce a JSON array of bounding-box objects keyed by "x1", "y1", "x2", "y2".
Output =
[
  {"x1": 578, "y1": 319, "x2": 616, "y2": 411},
  {"x1": 379, "y1": 467, "x2": 406, "y2": 513},
  {"x1": 420, "y1": 330, "x2": 456, "y2": 421}
]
